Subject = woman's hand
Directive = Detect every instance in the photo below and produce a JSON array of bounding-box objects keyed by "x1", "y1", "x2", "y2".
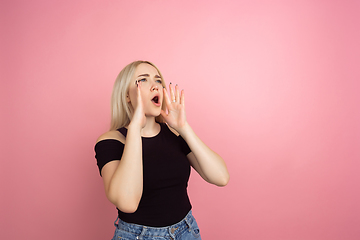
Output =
[
  {"x1": 161, "y1": 83, "x2": 187, "y2": 132},
  {"x1": 129, "y1": 81, "x2": 146, "y2": 129}
]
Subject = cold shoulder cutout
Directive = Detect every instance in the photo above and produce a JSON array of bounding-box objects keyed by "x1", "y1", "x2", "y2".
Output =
[
  {"x1": 94, "y1": 139, "x2": 124, "y2": 176},
  {"x1": 96, "y1": 130, "x2": 125, "y2": 144}
]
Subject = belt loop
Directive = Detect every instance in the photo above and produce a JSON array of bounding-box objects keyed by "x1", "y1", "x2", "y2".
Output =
[
  {"x1": 113, "y1": 216, "x2": 119, "y2": 227},
  {"x1": 184, "y1": 210, "x2": 193, "y2": 232},
  {"x1": 184, "y1": 216, "x2": 191, "y2": 230},
  {"x1": 137, "y1": 226, "x2": 147, "y2": 240}
]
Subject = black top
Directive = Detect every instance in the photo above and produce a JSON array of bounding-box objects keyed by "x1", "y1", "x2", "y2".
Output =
[{"x1": 94, "y1": 123, "x2": 192, "y2": 227}]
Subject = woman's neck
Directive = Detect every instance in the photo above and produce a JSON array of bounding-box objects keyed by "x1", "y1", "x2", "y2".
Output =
[{"x1": 141, "y1": 117, "x2": 161, "y2": 137}]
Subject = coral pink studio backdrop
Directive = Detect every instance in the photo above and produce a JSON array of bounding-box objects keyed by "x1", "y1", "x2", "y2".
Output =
[{"x1": 1, "y1": 0, "x2": 359, "y2": 239}]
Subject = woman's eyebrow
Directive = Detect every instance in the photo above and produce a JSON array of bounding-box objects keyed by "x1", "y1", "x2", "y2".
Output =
[
  {"x1": 137, "y1": 74, "x2": 150, "y2": 78},
  {"x1": 137, "y1": 74, "x2": 162, "y2": 79}
]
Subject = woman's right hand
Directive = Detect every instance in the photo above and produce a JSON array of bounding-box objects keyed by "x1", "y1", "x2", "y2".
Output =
[{"x1": 129, "y1": 81, "x2": 146, "y2": 129}]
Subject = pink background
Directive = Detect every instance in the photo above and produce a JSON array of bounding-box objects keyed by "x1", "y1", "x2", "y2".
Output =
[{"x1": 1, "y1": 0, "x2": 359, "y2": 239}]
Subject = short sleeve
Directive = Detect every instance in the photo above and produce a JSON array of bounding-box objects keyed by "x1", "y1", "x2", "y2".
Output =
[
  {"x1": 94, "y1": 139, "x2": 124, "y2": 176},
  {"x1": 177, "y1": 135, "x2": 191, "y2": 156}
]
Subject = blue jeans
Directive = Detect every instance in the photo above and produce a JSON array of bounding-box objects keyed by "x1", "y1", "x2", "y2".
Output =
[{"x1": 111, "y1": 210, "x2": 201, "y2": 240}]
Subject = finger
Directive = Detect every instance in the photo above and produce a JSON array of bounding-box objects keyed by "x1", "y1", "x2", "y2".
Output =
[
  {"x1": 163, "y1": 87, "x2": 172, "y2": 109},
  {"x1": 137, "y1": 81, "x2": 141, "y2": 95},
  {"x1": 136, "y1": 81, "x2": 143, "y2": 106},
  {"x1": 180, "y1": 89, "x2": 185, "y2": 106},
  {"x1": 169, "y1": 82, "x2": 175, "y2": 102},
  {"x1": 175, "y1": 84, "x2": 180, "y2": 103}
]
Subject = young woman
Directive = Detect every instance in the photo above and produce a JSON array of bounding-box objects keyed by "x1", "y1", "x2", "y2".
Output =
[{"x1": 95, "y1": 60, "x2": 229, "y2": 240}]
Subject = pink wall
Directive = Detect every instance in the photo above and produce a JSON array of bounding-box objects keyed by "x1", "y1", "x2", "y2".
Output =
[{"x1": 1, "y1": 0, "x2": 359, "y2": 239}]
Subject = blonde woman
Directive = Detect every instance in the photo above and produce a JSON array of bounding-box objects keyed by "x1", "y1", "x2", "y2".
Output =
[{"x1": 95, "y1": 60, "x2": 229, "y2": 240}]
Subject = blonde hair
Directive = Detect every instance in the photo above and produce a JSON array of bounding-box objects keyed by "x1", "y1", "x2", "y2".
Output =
[{"x1": 110, "y1": 60, "x2": 166, "y2": 130}]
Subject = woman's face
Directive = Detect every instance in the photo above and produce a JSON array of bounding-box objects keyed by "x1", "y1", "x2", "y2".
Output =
[{"x1": 127, "y1": 63, "x2": 164, "y2": 117}]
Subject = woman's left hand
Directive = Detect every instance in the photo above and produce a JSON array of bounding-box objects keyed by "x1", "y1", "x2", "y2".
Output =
[{"x1": 160, "y1": 83, "x2": 187, "y2": 132}]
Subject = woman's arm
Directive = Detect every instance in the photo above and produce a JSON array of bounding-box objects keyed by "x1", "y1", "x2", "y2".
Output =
[
  {"x1": 161, "y1": 84, "x2": 229, "y2": 187},
  {"x1": 99, "y1": 125, "x2": 143, "y2": 213},
  {"x1": 179, "y1": 123, "x2": 229, "y2": 187},
  {"x1": 98, "y1": 82, "x2": 146, "y2": 213}
]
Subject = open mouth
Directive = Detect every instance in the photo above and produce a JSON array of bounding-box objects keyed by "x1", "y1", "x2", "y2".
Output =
[{"x1": 151, "y1": 96, "x2": 160, "y2": 105}]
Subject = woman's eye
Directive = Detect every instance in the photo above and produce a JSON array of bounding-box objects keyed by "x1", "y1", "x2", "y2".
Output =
[
  {"x1": 156, "y1": 80, "x2": 162, "y2": 84},
  {"x1": 139, "y1": 78, "x2": 146, "y2": 82}
]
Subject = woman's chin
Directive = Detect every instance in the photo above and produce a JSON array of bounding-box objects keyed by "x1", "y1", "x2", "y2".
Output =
[{"x1": 145, "y1": 112, "x2": 162, "y2": 118}]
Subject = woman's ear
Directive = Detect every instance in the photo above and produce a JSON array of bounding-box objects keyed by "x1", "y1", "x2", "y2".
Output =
[{"x1": 126, "y1": 94, "x2": 131, "y2": 103}]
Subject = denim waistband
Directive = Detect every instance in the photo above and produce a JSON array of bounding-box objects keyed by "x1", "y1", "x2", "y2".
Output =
[{"x1": 114, "y1": 210, "x2": 195, "y2": 239}]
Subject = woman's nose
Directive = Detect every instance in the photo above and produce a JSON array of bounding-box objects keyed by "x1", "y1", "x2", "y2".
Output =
[{"x1": 151, "y1": 85, "x2": 159, "y2": 92}]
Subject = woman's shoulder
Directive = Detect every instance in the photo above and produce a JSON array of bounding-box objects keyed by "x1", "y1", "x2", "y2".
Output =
[{"x1": 96, "y1": 129, "x2": 126, "y2": 144}]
